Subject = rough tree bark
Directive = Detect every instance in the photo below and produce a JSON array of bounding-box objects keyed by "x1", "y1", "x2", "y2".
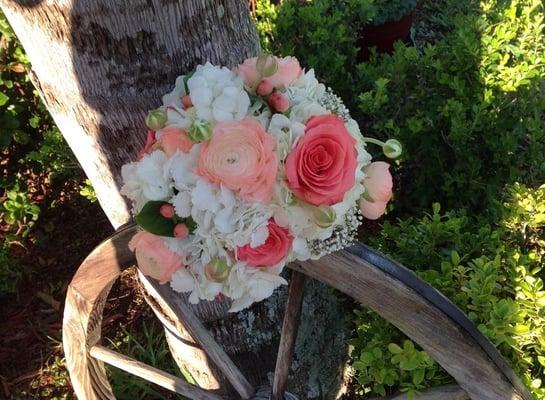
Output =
[
  {"x1": 0, "y1": 0, "x2": 261, "y2": 228},
  {"x1": 0, "y1": 0, "x2": 260, "y2": 392}
]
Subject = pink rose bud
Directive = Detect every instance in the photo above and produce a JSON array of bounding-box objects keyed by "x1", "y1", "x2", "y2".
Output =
[
  {"x1": 359, "y1": 161, "x2": 393, "y2": 220},
  {"x1": 159, "y1": 204, "x2": 175, "y2": 218},
  {"x1": 181, "y1": 95, "x2": 193, "y2": 109},
  {"x1": 256, "y1": 79, "x2": 273, "y2": 96},
  {"x1": 359, "y1": 198, "x2": 388, "y2": 220},
  {"x1": 174, "y1": 223, "x2": 189, "y2": 239},
  {"x1": 268, "y1": 91, "x2": 289, "y2": 113}
]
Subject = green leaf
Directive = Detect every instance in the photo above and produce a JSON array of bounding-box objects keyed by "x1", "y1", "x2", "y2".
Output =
[
  {"x1": 412, "y1": 369, "x2": 425, "y2": 386},
  {"x1": 135, "y1": 201, "x2": 175, "y2": 237},
  {"x1": 388, "y1": 343, "x2": 403, "y2": 354},
  {"x1": 0, "y1": 92, "x2": 9, "y2": 106},
  {"x1": 0, "y1": 130, "x2": 11, "y2": 147}
]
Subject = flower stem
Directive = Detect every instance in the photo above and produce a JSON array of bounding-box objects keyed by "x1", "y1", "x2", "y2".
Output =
[{"x1": 362, "y1": 137, "x2": 385, "y2": 147}]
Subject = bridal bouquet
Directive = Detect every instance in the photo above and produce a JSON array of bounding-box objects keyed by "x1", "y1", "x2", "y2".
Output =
[{"x1": 121, "y1": 55, "x2": 401, "y2": 311}]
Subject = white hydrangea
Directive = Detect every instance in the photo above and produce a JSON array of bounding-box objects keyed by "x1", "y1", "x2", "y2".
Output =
[
  {"x1": 123, "y1": 60, "x2": 384, "y2": 312},
  {"x1": 187, "y1": 62, "x2": 250, "y2": 122},
  {"x1": 286, "y1": 69, "x2": 326, "y2": 105},
  {"x1": 120, "y1": 150, "x2": 171, "y2": 212},
  {"x1": 227, "y1": 262, "x2": 288, "y2": 312}
]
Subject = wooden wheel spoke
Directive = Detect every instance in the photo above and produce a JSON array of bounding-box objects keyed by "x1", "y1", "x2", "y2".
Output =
[
  {"x1": 271, "y1": 271, "x2": 307, "y2": 400},
  {"x1": 142, "y1": 275, "x2": 255, "y2": 399},
  {"x1": 90, "y1": 345, "x2": 223, "y2": 400}
]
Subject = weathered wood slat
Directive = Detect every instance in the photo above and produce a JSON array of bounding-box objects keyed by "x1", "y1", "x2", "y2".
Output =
[
  {"x1": 63, "y1": 223, "x2": 531, "y2": 400},
  {"x1": 62, "y1": 223, "x2": 136, "y2": 400},
  {"x1": 89, "y1": 345, "x2": 222, "y2": 400},
  {"x1": 271, "y1": 271, "x2": 307, "y2": 400},
  {"x1": 141, "y1": 274, "x2": 255, "y2": 399},
  {"x1": 290, "y1": 244, "x2": 531, "y2": 400},
  {"x1": 381, "y1": 384, "x2": 469, "y2": 400}
]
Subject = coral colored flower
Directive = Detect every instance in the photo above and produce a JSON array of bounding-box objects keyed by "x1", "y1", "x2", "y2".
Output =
[
  {"x1": 359, "y1": 161, "x2": 393, "y2": 220},
  {"x1": 237, "y1": 56, "x2": 303, "y2": 89},
  {"x1": 138, "y1": 130, "x2": 157, "y2": 159},
  {"x1": 158, "y1": 126, "x2": 193, "y2": 157},
  {"x1": 285, "y1": 114, "x2": 358, "y2": 206},
  {"x1": 129, "y1": 231, "x2": 183, "y2": 284},
  {"x1": 197, "y1": 118, "x2": 277, "y2": 202},
  {"x1": 236, "y1": 219, "x2": 293, "y2": 267}
]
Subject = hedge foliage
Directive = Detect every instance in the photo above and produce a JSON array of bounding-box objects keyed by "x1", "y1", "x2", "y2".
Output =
[{"x1": 256, "y1": 0, "x2": 545, "y2": 397}]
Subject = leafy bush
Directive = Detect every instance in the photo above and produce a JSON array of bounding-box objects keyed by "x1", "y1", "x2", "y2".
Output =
[
  {"x1": 355, "y1": 0, "x2": 545, "y2": 214},
  {"x1": 352, "y1": 199, "x2": 545, "y2": 398},
  {"x1": 370, "y1": 0, "x2": 418, "y2": 26},
  {"x1": 0, "y1": 240, "x2": 22, "y2": 296},
  {"x1": 272, "y1": 0, "x2": 374, "y2": 103}
]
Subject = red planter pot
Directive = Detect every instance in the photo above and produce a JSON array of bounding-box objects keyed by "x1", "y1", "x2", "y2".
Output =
[{"x1": 358, "y1": 12, "x2": 415, "y2": 61}]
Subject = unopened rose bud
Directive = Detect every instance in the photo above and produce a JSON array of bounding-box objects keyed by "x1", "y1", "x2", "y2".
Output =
[
  {"x1": 383, "y1": 139, "x2": 402, "y2": 159},
  {"x1": 256, "y1": 54, "x2": 278, "y2": 78},
  {"x1": 159, "y1": 204, "x2": 175, "y2": 218},
  {"x1": 173, "y1": 223, "x2": 189, "y2": 239},
  {"x1": 256, "y1": 79, "x2": 273, "y2": 96},
  {"x1": 188, "y1": 120, "x2": 213, "y2": 142},
  {"x1": 145, "y1": 109, "x2": 167, "y2": 131},
  {"x1": 181, "y1": 95, "x2": 193, "y2": 109},
  {"x1": 268, "y1": 92, "x2": 289, "y2": 113},
  {"x1": 312, "y1": 205, "x2": 336, "y2": 228},
  {"x1": 204, "y1": 258, "x2": 230, "y2": 283}
]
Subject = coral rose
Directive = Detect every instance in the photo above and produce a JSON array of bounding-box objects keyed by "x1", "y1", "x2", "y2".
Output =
[
  {"x1": 237, "y1": 56, "x2": 303, "y2": 89},
  {"x1": 158, "y1": 126, "x2": 193, "y2": 157},
  {"x1": 129, "y1": 231, "x2": 183, "y2": 284},
  {"x1": 236, "y1": 219, "x2": 293, "y2": 267},
  {"x1": 197, "y1": 118, "x2": 277, "y2": 202},
  {"x1": 359, "y1": 161, "x2": 393, "y2": 220},
  {"x1": 285, "y1": 114, "x2": 358, "y2": 206}
]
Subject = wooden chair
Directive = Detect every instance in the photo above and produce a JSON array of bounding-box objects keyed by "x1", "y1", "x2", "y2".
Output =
[{"x1": 62, "y1": 223, "x2": 532, "y2": 400}]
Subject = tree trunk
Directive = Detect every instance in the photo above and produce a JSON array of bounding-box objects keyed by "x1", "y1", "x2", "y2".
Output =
[
  {"x1": 1, "y1": 2, "x2": 350, "y2": 398},
  {"x1": 0, "y1": 0, "x2": 261, "y2": 228}
]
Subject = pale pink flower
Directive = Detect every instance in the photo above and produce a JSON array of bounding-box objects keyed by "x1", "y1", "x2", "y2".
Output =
[
  {"x1": 129, "y1": 231, "x2": 183, "y2": 284},
  {"x1": 237, "y1": 56, "x2": 303, "y2": 89},
  {"x1": 197, "y1": 118, "x2": 277, "y2": 202},
  {"x1": 359, "y1": 161, "x2": 393, "y2": 220}
]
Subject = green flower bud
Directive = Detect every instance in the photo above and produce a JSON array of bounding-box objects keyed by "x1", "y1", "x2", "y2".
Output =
[
  {"x1": 145, "y1": 109, "x2": 167, "y2": 131},
  {"x1": 256, "y1": 54, "x2": 278, "y2": 78},
  {"x1": 204, "y1": 258, "x2": 230, "y2": 283},
  {"x1": 312, "y1": 205, "x2": 336, "y2": 228},
  {"x1": 383, "y1": 139, "x2": 402, "y2": 159},
  {"x1": 188, "y1": 120, "x2": 213, "y2": 142}
]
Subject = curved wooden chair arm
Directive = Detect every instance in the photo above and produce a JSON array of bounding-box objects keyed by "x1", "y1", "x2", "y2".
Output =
[{"x1": 63, "y1": 223, "x2": 531, "y2": 400}]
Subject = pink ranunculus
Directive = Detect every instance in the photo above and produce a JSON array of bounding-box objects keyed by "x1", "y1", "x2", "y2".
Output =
[
  {"x1": 197, "y1": 118, "x2": 277, "y2": 202},
  {"x1": 285, "y1": 114, "x2": 358, "y2": 206},
  {"x1": 128, "y1": 231, "x2": 183, "y2": 284},
  {"x1": 236, "y1": 219, "x2": 293, "y2": 267},
  {"x1": 157, "y1": 126, "x2": 193, "y2": 157},
  {"x1": 237, "y1": 56, "x2": 303, "y2": 89},
  {"x1": 359, "y1": 161, "x2": 393, "y2": 220}
]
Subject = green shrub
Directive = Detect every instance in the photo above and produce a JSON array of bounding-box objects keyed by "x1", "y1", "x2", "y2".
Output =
[
  {"x1": 352, "y1": 199, "x2": 545, "y2": 398},
  {"x1": 272, "y1": 0, "x2": 374, "y2": 103},
  {"x1": 355, "y1": 0, "x2": 545, "y2": 214},
  {"x1": 0, "y1": 241, "x2": 21, "y2": 296},
  {"x1": 370, "y1": 0, "x2": 418, "y2": 26}
]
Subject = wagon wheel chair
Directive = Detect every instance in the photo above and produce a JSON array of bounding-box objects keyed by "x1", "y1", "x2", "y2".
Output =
[{"x1": 62, "y1": 222, "x2": 532, "y2": 400}]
